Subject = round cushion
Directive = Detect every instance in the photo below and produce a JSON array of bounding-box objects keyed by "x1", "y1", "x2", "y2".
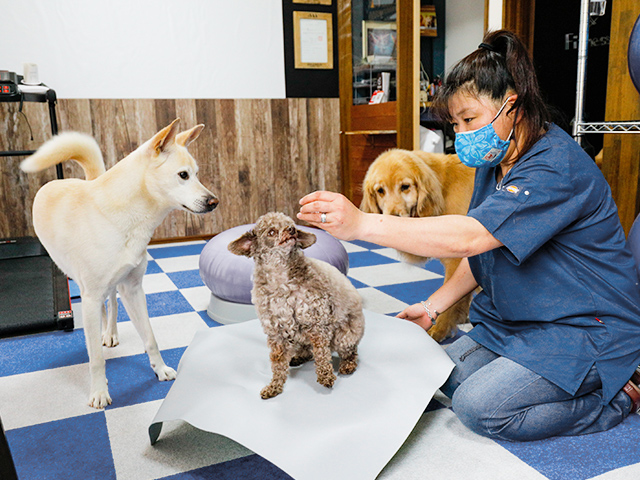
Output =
[
  {"x1": 629, "y1": 14, "x2": 640, "y2": 94},
  {"x1": 199, "y1": 223, "x2": 349, "y2": 306}
]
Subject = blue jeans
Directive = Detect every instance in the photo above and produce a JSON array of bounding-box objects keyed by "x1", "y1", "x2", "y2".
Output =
[{"x1": 440, "y1": 335, "x2": 632, "y2": 442}]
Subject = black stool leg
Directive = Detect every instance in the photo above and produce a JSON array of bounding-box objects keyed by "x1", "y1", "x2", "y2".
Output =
[
  {"x1": 0, "y1": 417, "x2": 18, "y2": 480},
  {"x1": 45, "y1": 88, "x2": 63, "y2": 181}
]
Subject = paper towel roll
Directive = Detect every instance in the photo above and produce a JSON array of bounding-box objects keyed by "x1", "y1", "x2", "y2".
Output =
[{"x1": 23, "y1": 63, "x2": 39, "y2": 85}]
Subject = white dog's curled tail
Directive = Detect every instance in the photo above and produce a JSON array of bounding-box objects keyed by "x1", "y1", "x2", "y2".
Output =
[{"x1": 20, "y1": 132, "x2": 106, "y2": 180}]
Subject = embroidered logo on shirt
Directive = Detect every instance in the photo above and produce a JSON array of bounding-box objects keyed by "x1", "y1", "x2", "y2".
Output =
[{"x1": 505, "y1": 185, "x2": 520, "y2": 194}]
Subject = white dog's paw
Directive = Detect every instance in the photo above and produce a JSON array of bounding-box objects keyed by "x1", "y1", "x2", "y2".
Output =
[
  {"x1": 154, "y1": 364, "x2": 177, "y2": 381},
  {"x1": 102, "y1": 332, "x2": 119, "y2": 348},
  {"x1": 88, "y1": 390, "x2": 112, "y2": 409}
]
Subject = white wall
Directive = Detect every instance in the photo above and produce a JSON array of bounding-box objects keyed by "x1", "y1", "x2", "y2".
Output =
[
  {"x1": 486, "y1": 0, "x2": 504, "y2": 32},
  {"x1": 3, "y1": 1, "x2": 501, "y2": 99},
  {"x1": 444, "y1": 0, "x2": 486, "y2": 73},
  {"x1": 2, "y1": 0, "x2": 286, "y2": 99}
]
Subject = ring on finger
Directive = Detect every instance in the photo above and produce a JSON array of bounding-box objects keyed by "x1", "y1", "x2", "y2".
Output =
[{"x1": 321, "y1": 213, "x2": 327, "y2": 224}]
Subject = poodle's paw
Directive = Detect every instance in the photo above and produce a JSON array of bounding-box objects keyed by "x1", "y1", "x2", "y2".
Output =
[
  {"x1": 154, "y1": 364, "x2": 177, "y2": 381},
  {"x1": 339, "y1": 359, "x2": 358, "y2": 375},
  {"x1": 102, "y1": 331, "x2": 119, "y2": 348},
  {"x1": 88, "y1": 389, "x2": 112, "y2": 409},
  {"x1": 317, "y1": 372, "x2": 336, "y2": 388},
  {"x1": 261, "y1": 383, "x2": 283, "y2": 399}
]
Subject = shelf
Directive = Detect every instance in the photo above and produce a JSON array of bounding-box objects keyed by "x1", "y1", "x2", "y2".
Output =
[
  {"x1": 353, "y1": 62, "x2": 397, "y2": 74},
  {"x1": 341, "y1": 130, "x2": 397, "y2": 135},
  {"x1": 575, "y1": 121, "x2": 640, "y2": 134}
]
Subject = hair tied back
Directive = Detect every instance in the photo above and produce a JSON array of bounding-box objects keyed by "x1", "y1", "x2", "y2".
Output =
[{"x1": 478, "y1": 42, "x2": 499, "y2": 54}]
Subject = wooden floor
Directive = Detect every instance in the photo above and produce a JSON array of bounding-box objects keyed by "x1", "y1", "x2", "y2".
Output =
[{"x1": 0, "y1": 98, "x2": 341, "y2": 240}]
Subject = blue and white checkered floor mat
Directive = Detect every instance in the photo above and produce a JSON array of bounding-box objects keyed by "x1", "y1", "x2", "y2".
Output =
[{"x1": 2, "y1": 239, "x2": 640, "y2": 480}]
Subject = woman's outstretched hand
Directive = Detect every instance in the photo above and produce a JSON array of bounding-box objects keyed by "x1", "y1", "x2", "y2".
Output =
[
  {"x1": 297, "y1": 191, "x2": 366, "y2": 241},
  {"x1": 396, "y1": 303, "x2": 433, "y2": 332}
]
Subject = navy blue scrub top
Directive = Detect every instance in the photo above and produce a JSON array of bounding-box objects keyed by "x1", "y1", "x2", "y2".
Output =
[{"x1": 466, "y1": 124, "x2": 640, "y2": 404}]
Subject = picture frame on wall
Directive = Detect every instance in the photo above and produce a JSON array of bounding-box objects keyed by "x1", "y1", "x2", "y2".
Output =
[
  {"x1": 420, "y1": 5, "x2": 437, "y2": 37},
  {"x1": 293, "y1": 11, "x2": 334, "y2": 69},
  {"x1": 293, "y1": 0, "x2": 332, "y2": 4},
  {"x1": 362, "y1": 20, "x2": 397, "y2": 64}
]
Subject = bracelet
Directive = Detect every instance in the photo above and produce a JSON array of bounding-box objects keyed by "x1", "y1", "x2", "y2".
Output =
[{"x1": 420, "y1": 300, "x2": 439, "y2": 323}]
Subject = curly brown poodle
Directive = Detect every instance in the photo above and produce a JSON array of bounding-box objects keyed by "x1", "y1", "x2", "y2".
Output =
[{"x1": 229, "y1": 212, "x2": 365, "y2": 399}]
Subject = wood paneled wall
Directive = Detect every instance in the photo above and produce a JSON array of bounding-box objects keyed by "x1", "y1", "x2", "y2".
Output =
[
  {"x1": 602, "y1": 0, "x2": 640, "y2": 234},
  {"x1": 0, "y1": 98, "x2": 341, "y2": 241},
  {"x1": 502, "y1": 0, "x2": 536, "y2": 54},
  {"x1": 396, "y1": 0, "x2": 420, "y2": 151}
]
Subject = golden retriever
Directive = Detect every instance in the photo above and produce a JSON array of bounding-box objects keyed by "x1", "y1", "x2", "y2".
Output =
[{"x1": 360, "y1": 148, "x2": 475, "y2": 341}]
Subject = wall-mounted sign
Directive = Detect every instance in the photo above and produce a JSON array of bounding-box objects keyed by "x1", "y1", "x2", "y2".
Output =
[
  {"x1": 420, "y1": 6, "x2": 437, "y2": 37},
  {"x1": 293, "y1": 11, "x2": 333, "y2": 69}
]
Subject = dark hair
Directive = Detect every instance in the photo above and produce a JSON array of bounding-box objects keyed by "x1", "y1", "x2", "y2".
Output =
[{"x1": 432, "y1": 30, "x2": 550, "y2": 160}]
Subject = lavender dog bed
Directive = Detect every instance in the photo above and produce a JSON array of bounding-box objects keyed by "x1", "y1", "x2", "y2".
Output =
[{"x1": 199, "y1": 223, "x2": 349, "y2": 324}]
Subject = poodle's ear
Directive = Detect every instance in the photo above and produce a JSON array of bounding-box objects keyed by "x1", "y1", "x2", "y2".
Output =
[
  {"x1": 359, "y1": 179, "x2": 381, "y2": 214},
  {"x1": 296, "y1": 229, "x2": 316, "y2": 249},
  {"x1": 228, "y1": 231, "x2": 256, "y2": 257}
]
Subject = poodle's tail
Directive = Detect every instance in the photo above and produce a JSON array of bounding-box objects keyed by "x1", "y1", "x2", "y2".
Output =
[{"x1": 20, "y1": 132, "x2": 106, "y2": 181}]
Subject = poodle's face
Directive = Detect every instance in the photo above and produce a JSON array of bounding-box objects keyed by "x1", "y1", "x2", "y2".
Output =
[{"x1": 228, "y1": 212, "x2": 316, "y2": 258}]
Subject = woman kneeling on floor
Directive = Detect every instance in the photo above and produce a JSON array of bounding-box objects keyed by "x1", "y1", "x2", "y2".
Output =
[{"x1": 298, "y1": 29, "x2": 640, "y2": 442}]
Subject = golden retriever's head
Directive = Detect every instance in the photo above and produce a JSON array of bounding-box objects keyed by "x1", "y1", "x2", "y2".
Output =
[{"x1": 360, "y1": 149, "x2": 445, "y2": 218}]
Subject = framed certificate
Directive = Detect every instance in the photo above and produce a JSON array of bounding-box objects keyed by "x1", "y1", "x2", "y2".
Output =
[
  {"x1": 293, "y1": 0, "x2": 332, "y2": 4},
  {"x1": 293, "y1": 11, "x2": 334, "y2": 69}
]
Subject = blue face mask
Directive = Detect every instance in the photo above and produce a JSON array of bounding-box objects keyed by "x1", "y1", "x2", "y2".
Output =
[{"x1": 454, "y1": 98, "x2": 514, "y2": 168}]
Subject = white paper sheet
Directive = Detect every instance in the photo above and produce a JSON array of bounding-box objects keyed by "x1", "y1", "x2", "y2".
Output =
[{"x1": 149, "y1": 310, "x2": 454, "y2": 480}]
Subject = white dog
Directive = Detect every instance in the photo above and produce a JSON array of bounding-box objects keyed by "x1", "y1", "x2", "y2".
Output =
[{"x1": 21, "y1": 119, "x2": 218, "y2": 408}]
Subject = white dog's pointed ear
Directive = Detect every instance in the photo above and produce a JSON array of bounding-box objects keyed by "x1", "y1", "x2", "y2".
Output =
[
  {"x1": 176, "y1": 124, "x2": 204, "y2": 147},
  {"x1": 151, "y1": 118, "x2": 181, "y2": 155},
  {"x1": 297, "y1": 230, "x2": 316, "y2": 249},
  {"x1": 228, "y1": 231, "x2": 256, "y2": 257}
]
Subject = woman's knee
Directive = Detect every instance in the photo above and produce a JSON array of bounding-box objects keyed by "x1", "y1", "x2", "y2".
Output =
[
  {"x1": 450, "y1": 358, "x2": 541, "y2": 441},
  {"x1": 451, "y1": 380, "x2": 501, "y2": 438},
  {"x1": 440, "y1": 336, "x2": 499, "y2": 398}
]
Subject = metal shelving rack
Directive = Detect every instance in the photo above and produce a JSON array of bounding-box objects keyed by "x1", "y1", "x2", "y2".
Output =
[{"x1": 573, "y1": 0, "x2": 640, "y2": 143}]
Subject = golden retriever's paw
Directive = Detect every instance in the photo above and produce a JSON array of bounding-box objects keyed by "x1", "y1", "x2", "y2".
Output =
[
  {"x1": 154, "y1": 365, "x2": 177, "y2": 381},
  {"x1": 428, "y1": 324, "x2": 457, "y2": 343},
  {"x1": 88, "y1": 390, "x2": 112, "y2": 409},
  {"x1": 102, "y1": 332, "x2": 119, "y2": 348},
  {"x1": 260, "y1": 383, "x2": 283, "y2": 399},
  {"x1": 428, "y1": 329, "x2": 444, "y2": 343}
]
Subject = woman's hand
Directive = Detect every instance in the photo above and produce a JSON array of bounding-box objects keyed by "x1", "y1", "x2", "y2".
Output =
[
  {"x1": 396, "y1": 303, "x2": 433, "y2": 331},
  {"x1": 298, "y1": 191, "x2": 366, "y2": 241}
]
